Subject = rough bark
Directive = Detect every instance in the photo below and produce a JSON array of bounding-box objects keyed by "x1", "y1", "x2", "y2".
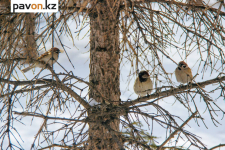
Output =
[
  {"x1": 88, "y1": 1, "x2": 122, "y2": 149},
  {"x1": 23, "y1": 14, "x2": 38, "y2": 61}
]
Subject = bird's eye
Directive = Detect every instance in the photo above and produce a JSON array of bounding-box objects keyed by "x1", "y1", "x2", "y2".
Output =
[{"x1": 183, "y1": 65, "x2": 186, "y2": 68}]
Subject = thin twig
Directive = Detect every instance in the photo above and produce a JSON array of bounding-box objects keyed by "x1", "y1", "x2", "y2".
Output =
[
  {"x1": 157, "y1": 111, "x2": 198, "y2": 150},
  {"x1": 13, "y1": 111, "x2": 88, "y2": 122}
]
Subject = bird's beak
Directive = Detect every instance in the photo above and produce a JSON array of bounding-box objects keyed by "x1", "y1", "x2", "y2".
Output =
[
  {"x1": 59, "y1": 49, "x2": 64, "y2": 53},
  {"x1": 142, "y1": 74, "x2": 149, "y2": 78}
]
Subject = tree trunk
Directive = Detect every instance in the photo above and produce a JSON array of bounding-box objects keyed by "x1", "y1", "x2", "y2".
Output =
[
  {"x1": 88, "y1": 1, "x2": 122, "y2": 149},
  {"x1": 23, "y1": 14, "x2": 38, "y2": 60}
]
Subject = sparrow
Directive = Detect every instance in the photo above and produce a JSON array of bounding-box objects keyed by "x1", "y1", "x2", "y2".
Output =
[
  {"x1": 22, "y1": 47, "x2": 63, "y2": 73},
  {"x1": 133, "y1": 71, "x2": 153, "y2": 96},
  {"x1": 175, "y1": 61, "x2": 193, "y2": 83}
]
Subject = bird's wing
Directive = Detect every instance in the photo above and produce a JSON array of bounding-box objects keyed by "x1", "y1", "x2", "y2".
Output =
[
  {"x1": 37, "y1": 51, "x2": 50, "y2": 61},
  {"x1": 184, "y1": 68, "x2": 193, "y2": 79}
]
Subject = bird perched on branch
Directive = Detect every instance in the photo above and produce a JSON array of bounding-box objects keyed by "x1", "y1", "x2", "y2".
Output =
[
  {"x1": 22, "y1": 47, "x2": 63, "y2": 73},
  {"x1": 134, "y1": 71, "x2": 153, "y2": 96},
  {"x1": 175, "y1": 61, "x2": 193, "y2": 83}
]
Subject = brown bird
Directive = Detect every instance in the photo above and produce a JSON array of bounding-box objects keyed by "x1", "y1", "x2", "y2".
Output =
[
  {"x1": 134, "y1": 71, "x2": 153, "y2": 96},
  {"x1": 175, "y1": 61, "x2": 193, "y2": 83},
  {"x1": 22, "y1": 47, "x2": 63, "y2": 73}
]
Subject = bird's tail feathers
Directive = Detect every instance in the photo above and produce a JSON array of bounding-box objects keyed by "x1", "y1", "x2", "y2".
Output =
[{"x1": 22, "y1": 65, "x2": 34, "y2": 73}]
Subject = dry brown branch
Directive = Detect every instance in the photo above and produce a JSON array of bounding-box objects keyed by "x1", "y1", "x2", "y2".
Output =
[
  {"x1": 122, "y1": 75, "x2": 225, "y2": 107},
  {"x1": 128, "y1": 110, "x2": 206, "y2": 148},
  {"x1": 157, "y1": 111, "x2": 198, "y2": 150},
  {"x1": 0, "y1": 76, "x2": 90, "y2": 109},
  {"x1": 58, "y1": 0, "x2": 225, "y2": 16},
  {"x1": 13, "y1": 111, "x2": 88, "y2": 122},
  {"x1": 210, "y1": 144, "x2": 225, "y2": 150},
  {"x1": 38, "y1": 143, "x2": 83, "y2": 150}
]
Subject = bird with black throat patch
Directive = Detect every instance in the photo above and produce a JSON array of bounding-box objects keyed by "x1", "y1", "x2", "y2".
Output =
[
  {"x1": 22, "y1": 47, "x2": 63, "y2": 73},
  {"x1": 133, "y1": 71, "x2": 153, "y2": 97},
  {"x1": 175, "y1": 61, "x2": 193, "y2": 84}
]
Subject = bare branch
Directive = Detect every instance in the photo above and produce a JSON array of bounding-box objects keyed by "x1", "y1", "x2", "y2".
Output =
[
  {"x1": 158, "y1": 111, "x2": 199, "y2": 150},
  {"x1": 13, "y1": 111, "x2": 88, "y2": 122},
  {"x1": 210, "y1": 144, "x2": 225, "y2": 150},
  {"x1": 122, "y1": 76, "x2": 225, "y2": 107},
  {"x1": 0, "y1": 77, "x2": 90, "y2": 109}
]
